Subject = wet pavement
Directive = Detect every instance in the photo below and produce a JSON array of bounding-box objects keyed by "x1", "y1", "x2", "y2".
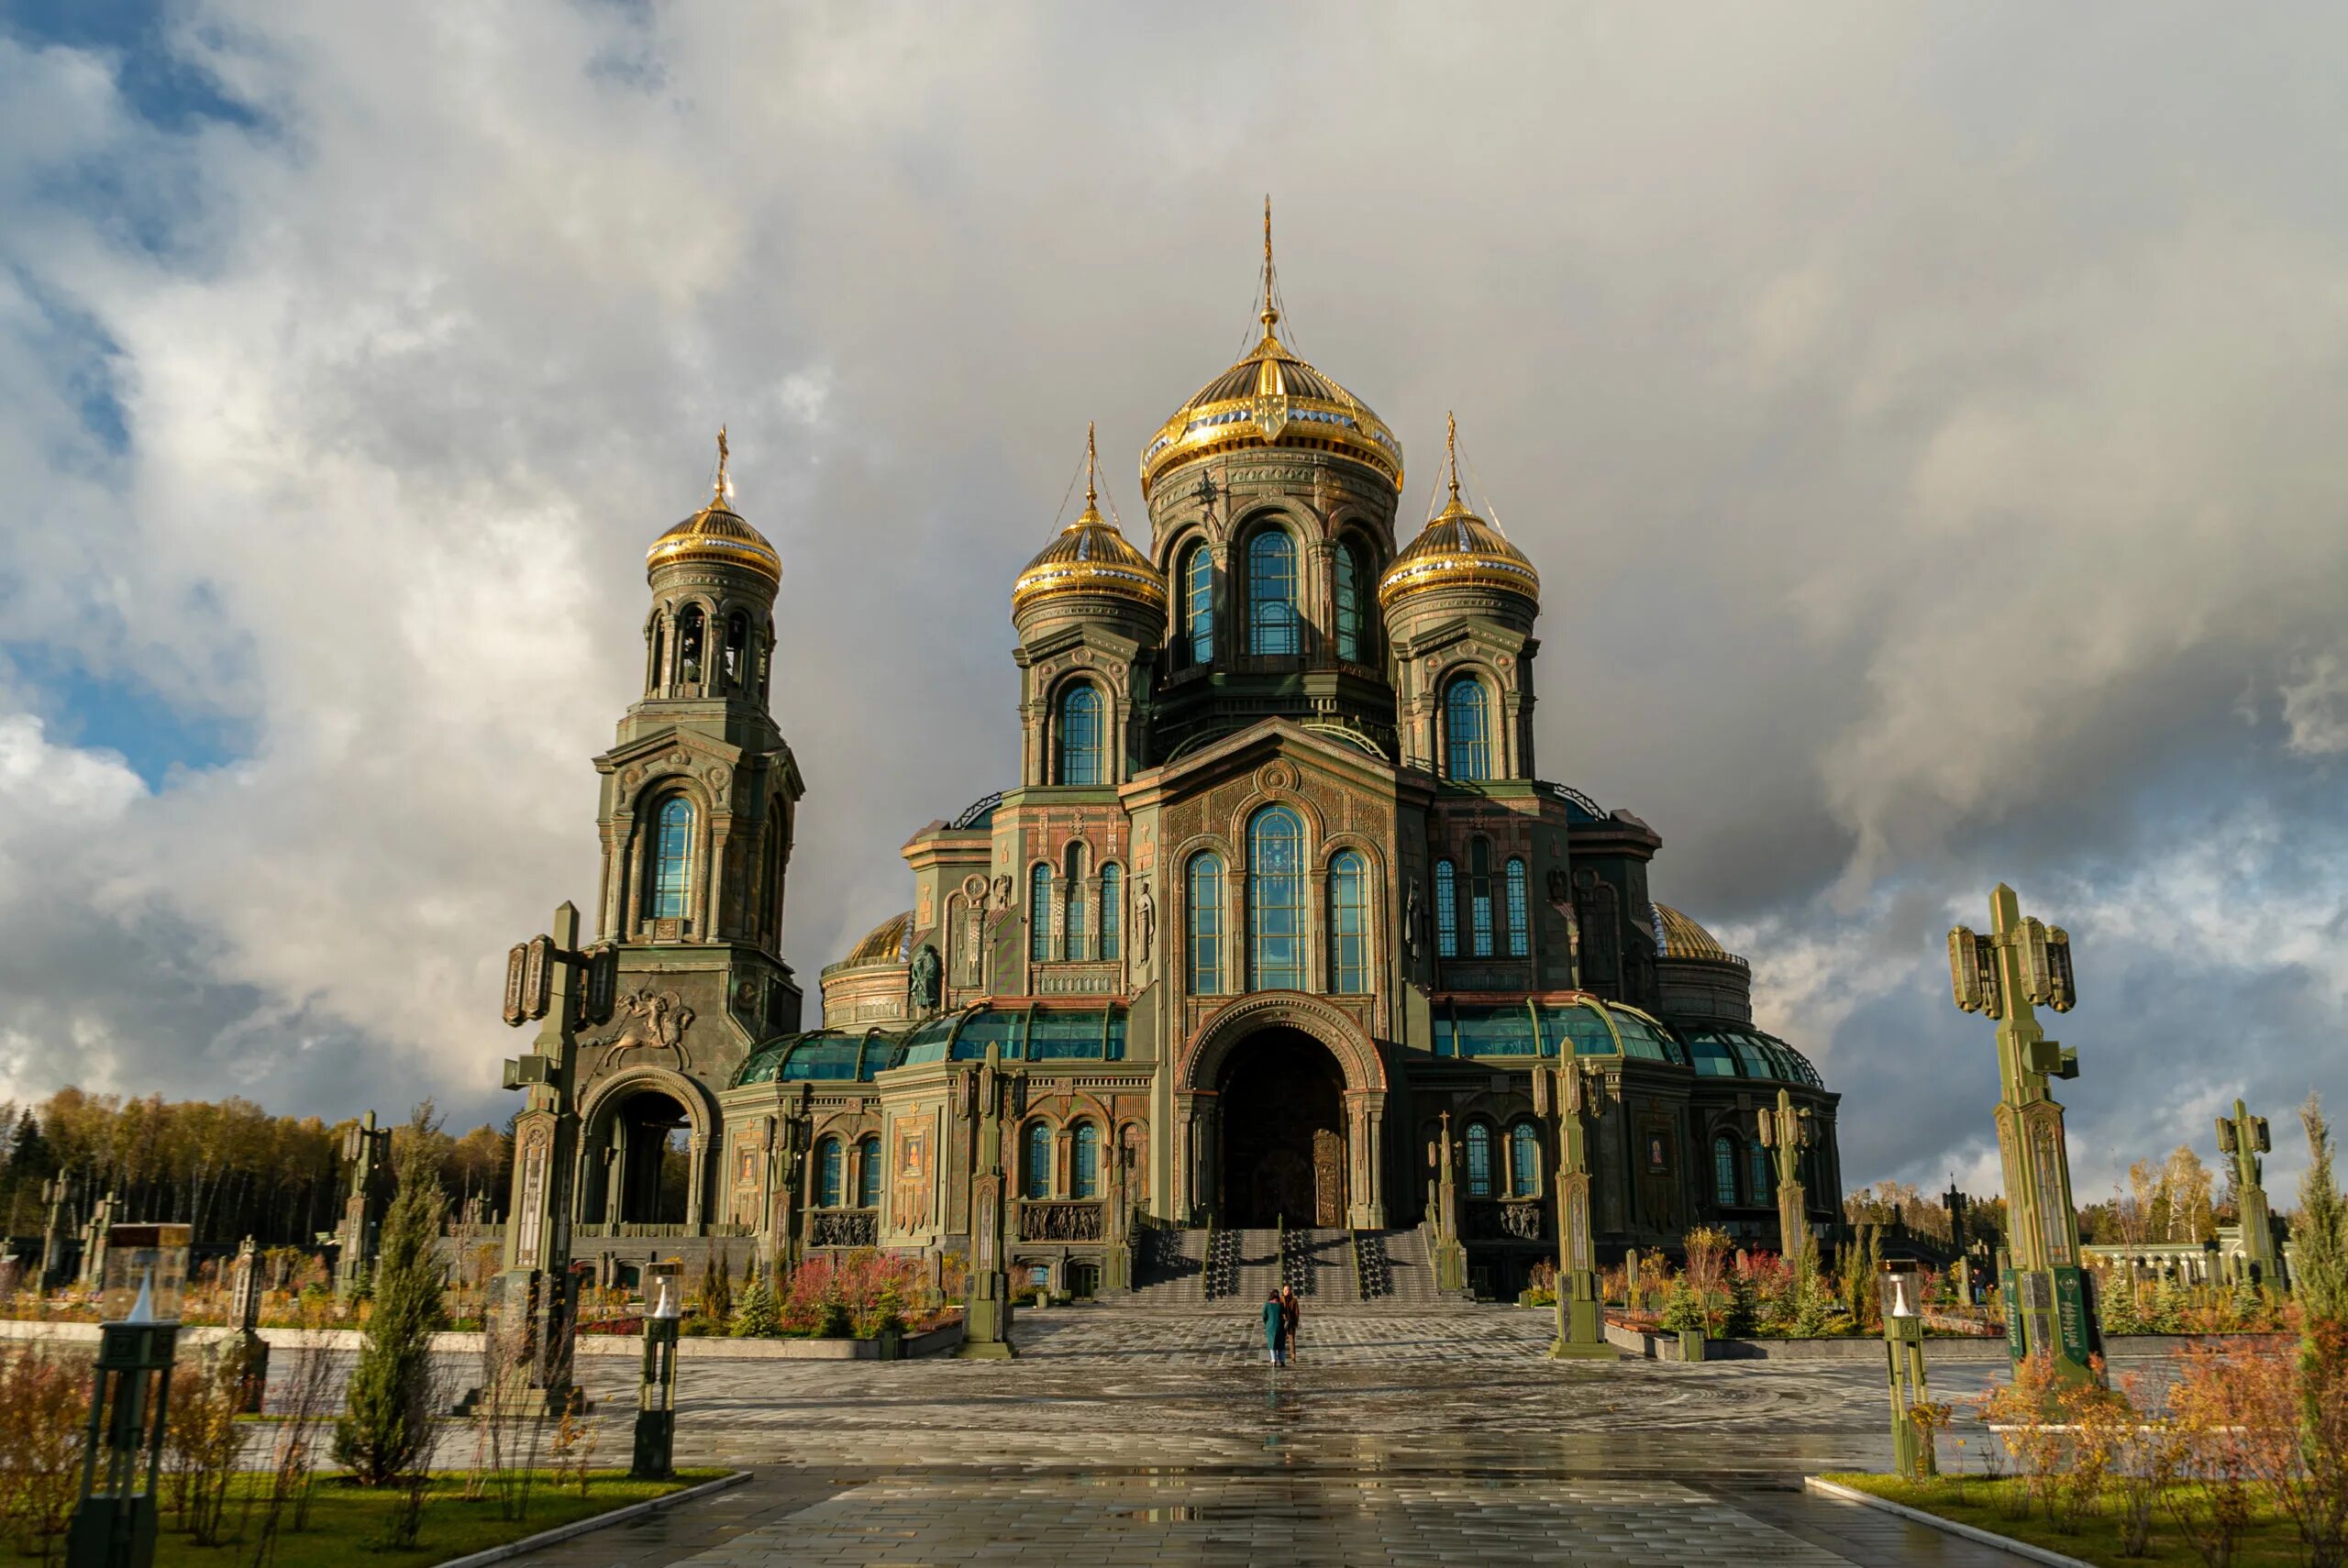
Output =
[{"x1": 465, "y1": 1307, "x2": 2042, "y2": 1565}]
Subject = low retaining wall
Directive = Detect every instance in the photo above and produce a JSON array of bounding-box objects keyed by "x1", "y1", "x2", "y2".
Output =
[
  {"x1": 1600, "y1": 1321, "x2": 2282, "y2": 1363},
  {"x1": 0, "y1": 1314, "x2": 965, "y2": 1361}
]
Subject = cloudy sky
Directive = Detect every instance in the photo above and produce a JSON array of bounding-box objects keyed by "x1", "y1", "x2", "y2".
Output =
[{"x1": 3, "y1": 2, "x2": 2343, "y2": 1202}]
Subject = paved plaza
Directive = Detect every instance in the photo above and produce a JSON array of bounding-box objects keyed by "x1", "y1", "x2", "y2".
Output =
[{"x1": 471, "y1": 1307, "x2": 2046, "y2": 1566}]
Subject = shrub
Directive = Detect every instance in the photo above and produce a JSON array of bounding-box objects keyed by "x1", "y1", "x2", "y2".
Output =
[
  {"x1": 0, "y1": 1345, "x2": 93, "y2": 1559},
  {"x1": 731, "y1": 1275, "x2": 781, "y2": 1338},
  {"x1": 333, "y1": 1102, "x2": 449, "y2": 1489}
]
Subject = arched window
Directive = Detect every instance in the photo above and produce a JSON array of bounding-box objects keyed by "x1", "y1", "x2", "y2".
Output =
[
  {"x1": 1180, "y1": 542, "x2": 1213, "y2": 667},
  {"x1": 1335, "y1": 538, "x2": 1366, "y2": 662},
  {"x1": 1468, "y1": 839, "x2": 1495, "y2": 958},
  {"x1": 858, "y1": 1135, "x2": 881, "y2": 1209},
  {"x1": 646, "y1": 614, "x2": 665, "y2": 692},
  {"x1": 1434, "y1": 860, "x2": 1458, "y2": 958},
  {"x1": 1714, "y1": 1135, "x2": 1741, "y2": 1209},
  {"x1": 1063, "y1": 845, "x2": 1088, "y2": 959},
  {"x1": 1056, "y1": 683, "x2": 1104, "y2": 786},
  {"x1": 647, "y1": 797, "x2": 694, "y2": 922},
  {"x1": 815, "y1": 1137, "x2": 843, "y2": 1209},
  {"x1": 1029, "y1": 862, "x2": 1054, "y2": 962},
  {"x1": 722, "y1": 610, "x2": 748, "y2": 690},
  {"x1": 1465, "y1": 1121, "x2": 1493, "y2": 1198},
  {"x1": 1187, "y1": 853, "x2": 1224, "y2": 995},
  {"x1": 1750, "y1": 1142, "x2": 1774, "y2": 1204},
  {"x1": 1246, "y1": 528, "x2": 1299, "y2": 655},
  {"x1": 1506, "y1": 857, "x2": 1529, "y2": 958},
  {"x1": 677, "y1": 604, "x2": 704, "y2": 685},
  {"x1": 1023, "y1": 1121, "x2": 1052, "y2": 1200},
  {"x1": 1248, "y1": 805, "x2": 1306, "y2": 990},
  {"x1": 1445, "y1": 675, "x2": 1491, "y2": 781},
  {"x1": 1071, "y1": 1121, "x2": 1100, "y2": 1198},
  {"x1": 1510, "y1": 1122, "x2": 1541, "y2": 1198},
  {"x1": 1099, "y1": 864, "x2": 1122, "y2": 961},
  {"x1": 1327, "y1": 850, "x2": 1369, "y2": 995}
]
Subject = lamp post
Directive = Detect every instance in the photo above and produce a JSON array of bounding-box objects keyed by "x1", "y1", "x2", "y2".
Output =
[
  {"x1": 66, "y1": 1222, "x2": 191, "y2": 1568},
  {"x1": 631, "y1": 1262, "x2": 682, "y2": 1480},
  {"x1": 1755, "y1": 1089, "x2": 1813, "y2": 1273},
  {"x1": 1537, "y1": 1061, "x2": 1612, "y2": 1358},
  {"x1": 1878, "y1": 1260, "x2": 1934, "y2": 1481},
  {"x1": 1424, "y1": 1112, "x2": 1468, "y2": 1295},
  {"x1": 2216, "y1": 1099, "x2": 2279, "y2": 1288},
  {"x1": 1949, "y1": 883, "x2": 2098, "y2": 1385},
  {"x1": 495, "y1": 901, "x2": 618, "y2": 1413},
  {"x1": 956, "y1": 1043, "x2": 1019, "y2": 1358}
]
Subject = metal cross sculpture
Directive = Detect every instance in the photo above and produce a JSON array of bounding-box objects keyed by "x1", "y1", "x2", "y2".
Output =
[{"x1": 2216, "y1": 1099, "x2": 2279, "y2": 1287}]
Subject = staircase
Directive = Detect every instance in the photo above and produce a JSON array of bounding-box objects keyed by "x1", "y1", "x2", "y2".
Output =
[{"x1": 1125, "y1": 1226, "x2": 1465, "y2": 1310}]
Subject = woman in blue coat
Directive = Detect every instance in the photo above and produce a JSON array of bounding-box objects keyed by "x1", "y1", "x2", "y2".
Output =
[{"x1": 1263, "y1": 1290, "x2": 1286, "y2": 1365}]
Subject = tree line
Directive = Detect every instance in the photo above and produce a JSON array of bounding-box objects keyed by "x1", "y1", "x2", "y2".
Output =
[{"x1": 0, "y1": 1088, "x2": 512, "y2": 1252}]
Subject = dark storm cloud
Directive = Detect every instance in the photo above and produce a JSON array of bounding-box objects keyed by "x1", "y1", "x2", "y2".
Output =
[{"x1": 0, "y1": 4, "x2": 2342, "y2": 1187}]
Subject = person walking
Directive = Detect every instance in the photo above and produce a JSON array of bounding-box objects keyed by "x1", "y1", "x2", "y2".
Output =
[
  {"x1": 1279, "y1": 1283, "x2": 1301, "y2": 1365},
  {"x1": 1262, "y1": 1289, "x2": 1286, "y2": 1366}
]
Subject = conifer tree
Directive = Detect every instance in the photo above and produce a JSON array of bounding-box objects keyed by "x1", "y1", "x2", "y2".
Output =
[
  {"x1": 2296, "y1": 1094, "x2": 2347, "y2": 1327},
  {"x1": 334, "y1": 1103, "x2": 449, "y2": 1485}
]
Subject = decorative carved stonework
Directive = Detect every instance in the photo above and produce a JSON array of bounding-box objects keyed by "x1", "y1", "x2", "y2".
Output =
[
  {"x1": 1018, "y1": 1200, "x2": 1104, "y2": 1242},
  {"x1": 590, "y1": 988, "x2": 696, "y2": 1068},
  {"x1": 809, "y1": 1209, "x2": 877, "y2": 1248}
]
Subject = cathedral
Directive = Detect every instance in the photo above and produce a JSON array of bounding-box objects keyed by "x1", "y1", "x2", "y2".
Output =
[{"x1": 545, "y1": 224, "x2": 1844, "y2": 1301}]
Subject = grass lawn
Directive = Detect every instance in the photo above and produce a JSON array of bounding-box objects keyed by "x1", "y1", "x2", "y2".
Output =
[
  {"x1": 2, "y1": 1468, "x2": 733, "y2": 1568},
  {"x1": 1822, "y1": 1473, "x2": 2310, "y2": 1567}
]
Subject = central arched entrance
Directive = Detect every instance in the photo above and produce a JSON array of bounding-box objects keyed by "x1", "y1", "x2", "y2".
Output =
[
  {"x1": 1217, "y1": 1028, "x2": 1346, "y2": 1227},
  {"x1": 611, "y1": 1088, "x2": 692, "y2": 1225}
]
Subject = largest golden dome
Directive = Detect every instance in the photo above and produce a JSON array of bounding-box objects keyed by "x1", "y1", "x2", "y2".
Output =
[
  {"x1": 1379, "y1": 418, "x2": 1539, "y2": 610},
  {"x1": 1014, "y1": 426, "x2": 1168, "y2": 618},
  {"x1": 645, "y1": 429, "x2": 782, "y2": 585},
  {"x1": 1138, "y1": 206, "x2": 1402, "y2": 500}
]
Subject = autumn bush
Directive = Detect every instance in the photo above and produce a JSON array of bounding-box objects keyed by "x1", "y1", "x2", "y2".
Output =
[{"x1": 0, "y1": 1344, "x2": 93, "y2": 1562}]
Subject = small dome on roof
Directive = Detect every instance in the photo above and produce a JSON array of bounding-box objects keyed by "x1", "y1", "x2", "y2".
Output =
[
  {"x1": 1653, "y1": 902, "x2": 1735, "y2": 963},
  {"x1": 840, "y1": 911, "x2": 912, "y2": 967},
  {"x1": 645, "y1": 429, "x2": 781, "y2": 586},
  {"x1": 1013, "y1": 426, "x2": 1166, "y2": 620},
  {"x1": 1379, "y1": 416, "x2": 1538, "y2": 612}
]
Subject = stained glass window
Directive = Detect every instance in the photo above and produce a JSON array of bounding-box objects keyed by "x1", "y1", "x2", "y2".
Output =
[
  {"x1": 1469, "y1": 839, "x2": 1494, "y2": 958},
  {"x1": 1328, "y1": 850, "x2": 1368, "y2": 994},
  {"x1": 1181, "y1": 542, "x2": 1213, "y2": 666},
  {"x1": 1445, "y1": 675, "x2": 1491, "y2": 781},
  {"x1": 1249, "y1": 806, "x2": 1306, "y2": 990},
  {"x1": 1247, "y1": 529, "x2": 1299, "y2": 655},
  {"x1": 1057, "y1": 683, "x2": 1104, "y2": 786},
  {"x1": 1510, "y1": 1122, "x2": 1540, "y2": 1198},
  {"x1": 648, "y1": 797, "x2": 693, "y2": 922},
  {"x1": 1099, "y1": 864, "x2": 1122, "y2": 960},
  {"x1": 858, "y1": 1136, "x2": 881, "y2": 1209},
  {"x1": 1714, "y1": 1135, "x2": 1740, "y2": 1208},
  {"x1": 1029, "y1": 862, "x2": 1053, "y2": 962},
  {"x1": 1023, "y1": 1121, "x2": 1052, "y2": 1199},
  {"x1": 1071, "y1": 1121, "x2": 1099, "y2": 1198},
  {"x1": 1506, "y1": 857, "x2": 1529, "y2": 958},
  {"x1": 1335, "y1": 538, "x2": 1365, "y2": 662},
  {"x1": 1434, "y1": 860, "x2": 1458, "y2": 957},
  {"x1": 1465, "y1": 1121, "x2": 1493, "y2": 1198},
  {"x1": 1188, "y1": 853, "x2": 1224, "y2": 995},
  {"x1": 816, "y1": 1137, "x2": 843, "y2": 1208}
]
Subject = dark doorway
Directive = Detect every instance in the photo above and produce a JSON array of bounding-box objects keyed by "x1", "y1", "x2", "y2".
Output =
[
  {"x1": 1218, "y1": 1029, "x2": 1346, "y2": 1228},
  {"x1": 615, "y1": 1091, "x2": 692, "y2": 1224}
]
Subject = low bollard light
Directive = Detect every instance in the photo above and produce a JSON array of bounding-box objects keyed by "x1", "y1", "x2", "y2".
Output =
[
  {"x1": 632, "y1": 1262, "x2": 682, "y2": 1480},
  {"x1": 68, "y1": 1222, "x2": 191, "y2": 1568},
  {"x1": 1878, "y1": 1260, "x2": 1934, "y2": 1481}
]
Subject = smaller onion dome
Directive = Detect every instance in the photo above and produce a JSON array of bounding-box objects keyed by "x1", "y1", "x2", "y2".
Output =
[
  {"x1": 1652, "y1": 902, "x2": 1734, "y2": 963},
  {"x1": 1012, "y1": 425, "x2": 1168, "y2": 619},
  {"x1": 1379, "y1": 414, "x2": 1539, "y2": 612},
  {"x1": 646, "y1": 427, "x2": 782, "y2": 585}
]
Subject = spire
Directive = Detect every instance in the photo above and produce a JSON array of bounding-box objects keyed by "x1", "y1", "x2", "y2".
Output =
[
  {"x1": 713, "y1": 425, "x2": 732, "y2": 507},
  {"x1": 1259, "y1": 195, "x2": 1279, "y2": 335},
  {"x1": 1445, "y1": 411, "x2": 1461, "y2": 506},
  {"x1": 1077, "y1": 420, "x2": 1102, "y2": 525}
]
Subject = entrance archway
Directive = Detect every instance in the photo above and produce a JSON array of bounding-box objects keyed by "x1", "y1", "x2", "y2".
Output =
[
  {"x1": 611, "y1": 1089, "x2": 692, "y2": 1224},
  {"x1": 1217, "y1": 1029, "x2": 1346, "y2": 1228}
]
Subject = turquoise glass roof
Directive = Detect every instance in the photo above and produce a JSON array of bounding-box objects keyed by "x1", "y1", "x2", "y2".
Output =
[
  {"x1": 733, "y1": 1028, "x2": 906, "y2": 1087},
  {"x1": 1676, "y1": 1028, "x2": 1823, "y2": 1088},
  {"x1": 893, "y1": 1005, "x2": 1129, "y2": 1066},
  {"x1": 1432, "y1": 997, "x2": 1688, "y2": 1066}
]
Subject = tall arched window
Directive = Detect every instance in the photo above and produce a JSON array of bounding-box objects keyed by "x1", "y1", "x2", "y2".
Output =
[
  {"x1": 858, "y1": 1135, "x2": 881, "y2": 1208},
  {"x1": 1187, "y1": 853, "x2": 1224, "y2": 995},
  {"x1": 815, "y1": 1137, "x2": 843, "y2": 1208},
  {"x1": 1713, "y1": 1135, "x2": 1741, "y2": 1209},
  {"x1": 1246, "y1": 528, "x2": 1299, "y2": 655},
  {"x1": 1434, "y1": 860, "x2": 1458, "y2": 958},
  {"x1": 1506, "y1": 857, "x2": 1529, "y2": 958},
  {"x1": 1029, "y1": 862, "x2": 1054, "y2": 962},
  {"x1": 1023, "y1": 1121, "x2": 1052, "y2": 1200},
  {"x1": 1445, "y1": 675, "x2": 1492, "y2": 781},
  {"x1": 647, "y1": 797, "x2": 694, "y2": 922},
  {"x1": 1063, "y1": 845, "x2": 1088, "y2": 959},
  {"x1": 1335, "y1": 538, "x2": 1366, "y2": 662},
  {"x1": 1749, "y1": 1142, "x2": 1774, "y2": 1204},
  {"x1": 1327, "y1": 850, "x2": 1369, "y2": 995},
  {"x1": 1056, "y1": 683, "x2": 1104, "y2": 786},
  {"x1": 722, "y1": 610, "x2": 748, "y2": 690},
  {"x1": 1071, "y1": 1121, "x2": 1100, "y2": 1198},
  {"x1": 1468, "y1": 839, "x2": 1495, "y2": 958},
  {"x1": 1510, "y1": 1122, "x2": 1540, "y2": 1198},
  {"x1": 1248, "y1": 805, "x2": 1306, "y2": 990},
  {"x1": 677, "y1": 604, "x2": 705, "y2": 685},
  {"x1": 1465, "y1": 1121, "x2": 1493, "y2": 1198},
  {"x1": 646, "y1": 614, "x2": 665, "y2": 693},
  {"x1": 1099, "y1": 864, "x2": 1122, "y2": 961},
  {"x1": 1180, "y1": 542, "x2": 1213, "y2": 666}
]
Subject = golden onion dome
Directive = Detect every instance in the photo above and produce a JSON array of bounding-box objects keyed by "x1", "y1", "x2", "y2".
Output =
[
  {"x1": 1138, "y1": 204, "x2": 1402, "y2": 501},
  {"x1": 1653, "y1": 901, "x2": 1733, "y2": 962},
  {"x1": 645, "y1": 428, "x2": 782, "y2": 586},
  {"x1": 1013, "y1": 426, "x2": 1168, "y2": 619},
  {"x1": 842, "y1": 910, "x2": 914, "y2": 967},
  {"x1": 1379, "y1": 415, "x2": 1539, "y2": 611}
]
